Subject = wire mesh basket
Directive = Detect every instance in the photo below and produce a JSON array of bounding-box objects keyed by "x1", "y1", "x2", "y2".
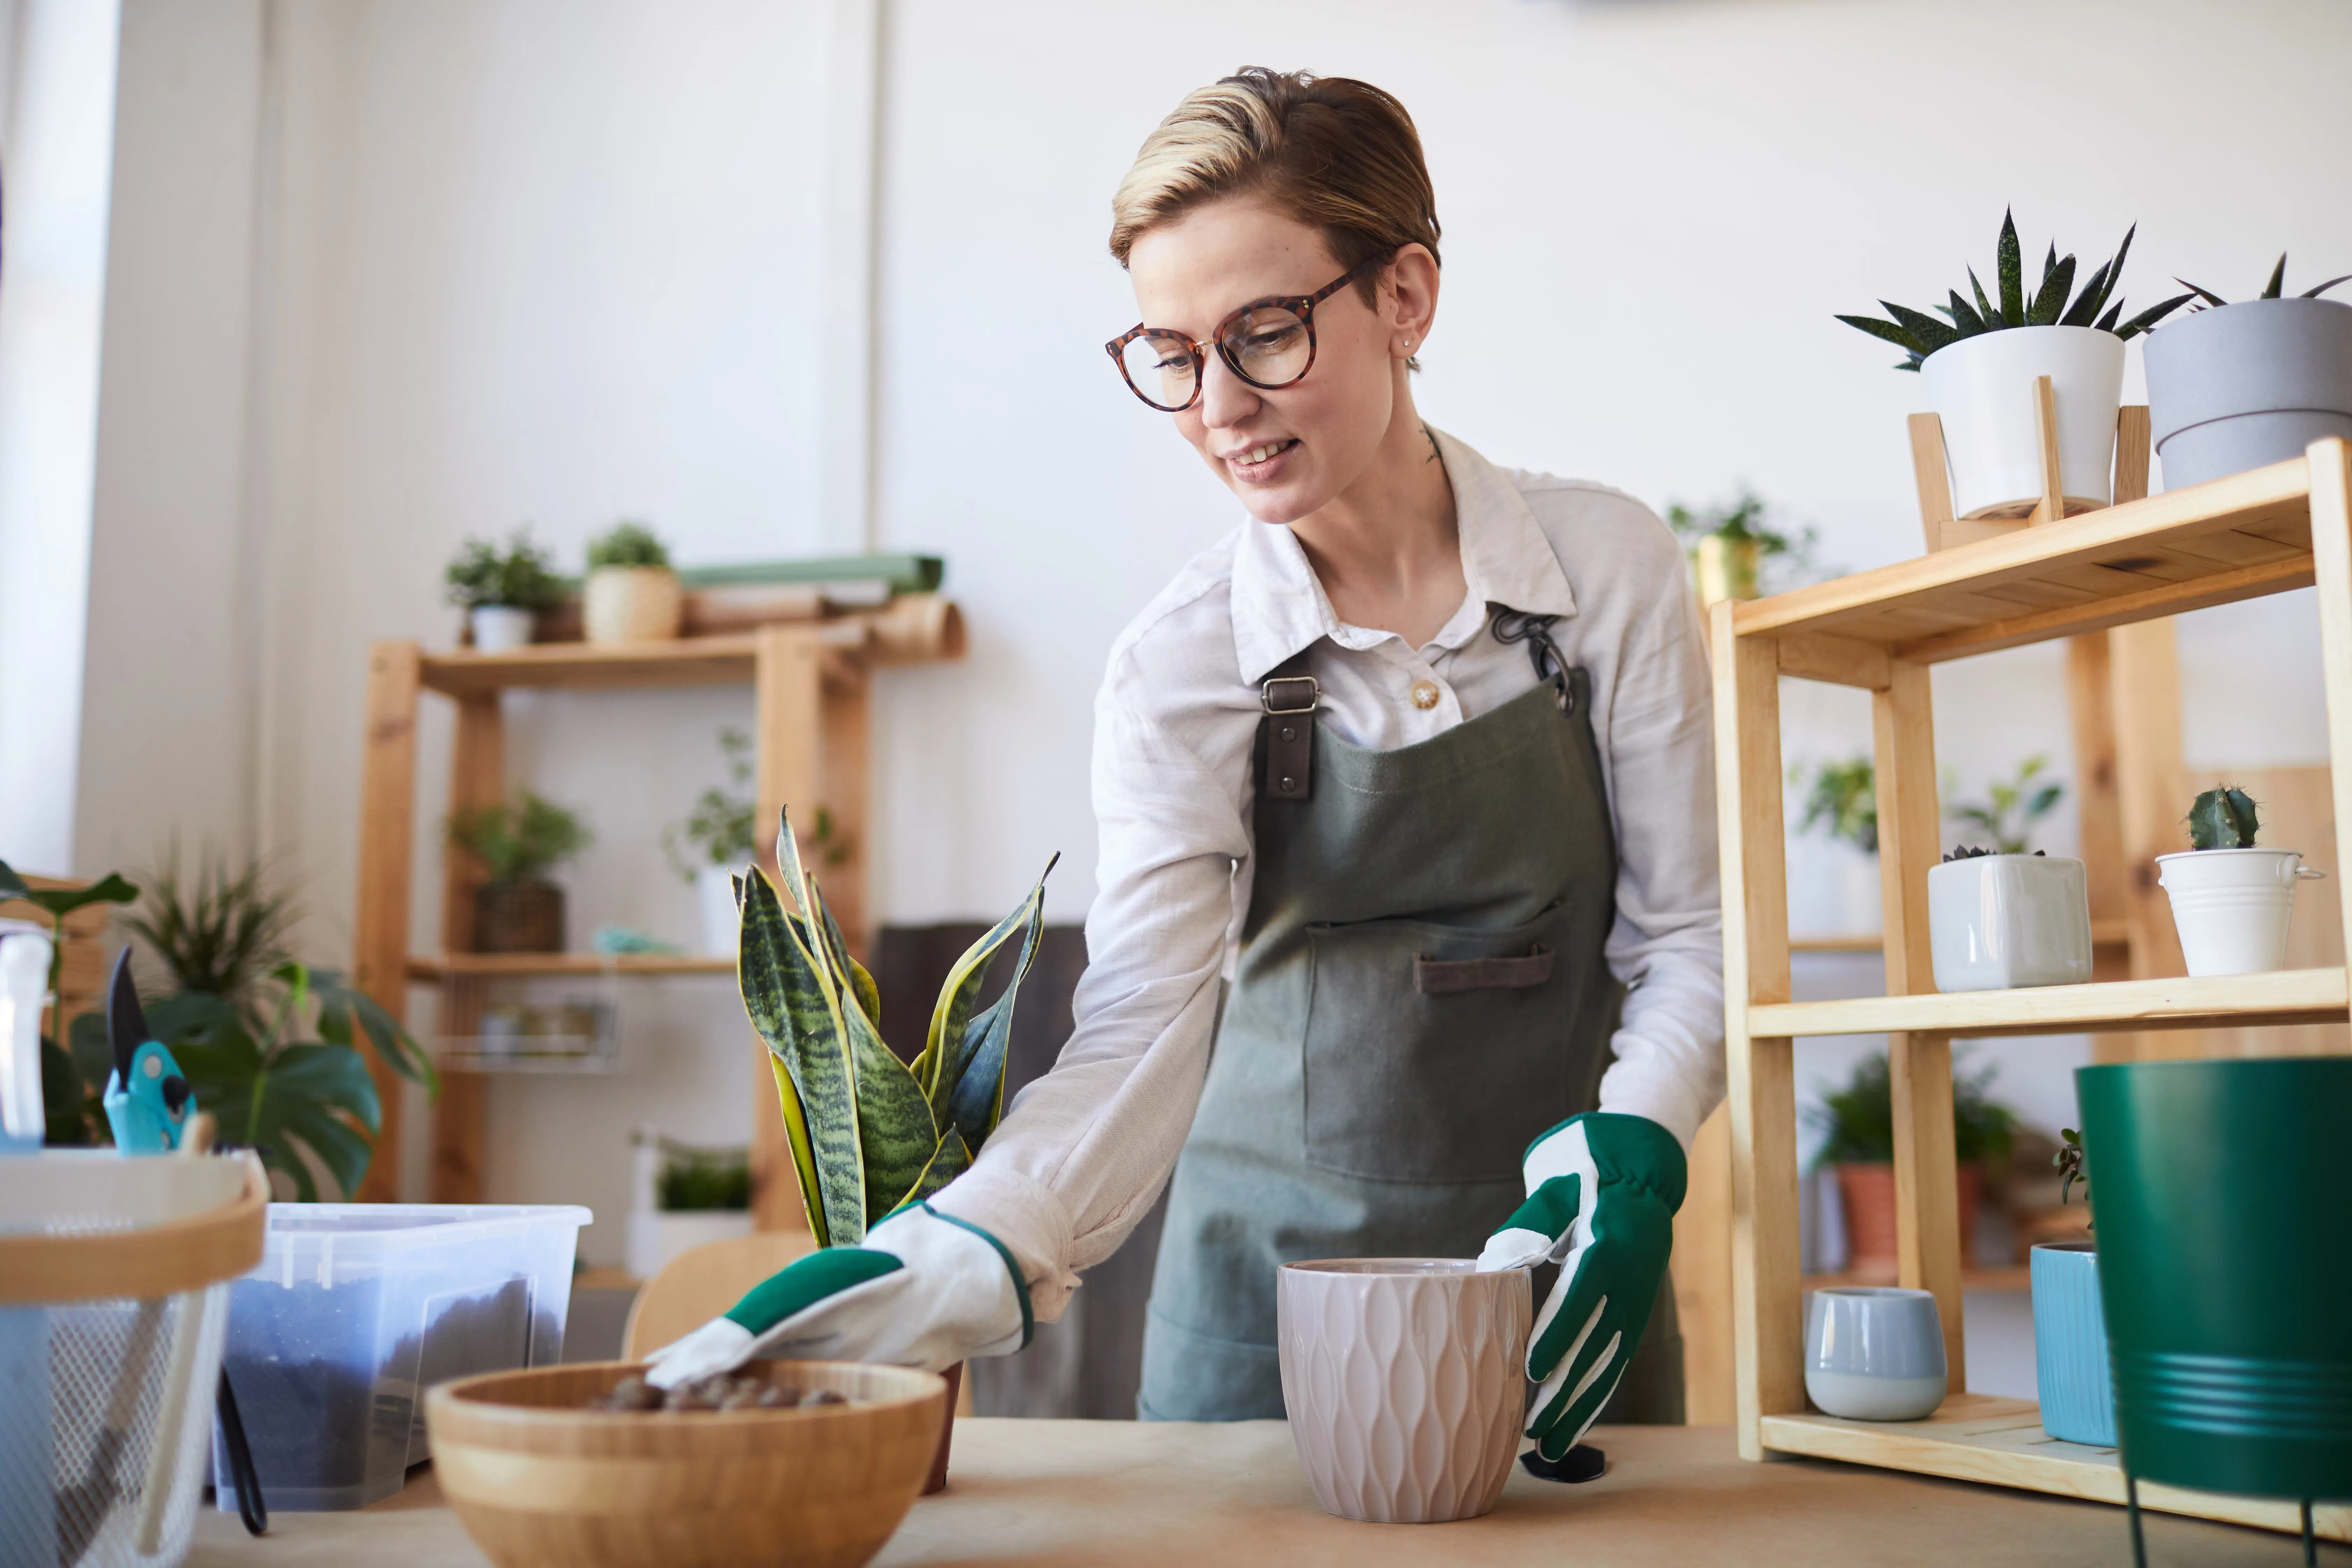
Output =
[{"x1": 2, "y1": 1149, "x2": 267, "y2": 1568}]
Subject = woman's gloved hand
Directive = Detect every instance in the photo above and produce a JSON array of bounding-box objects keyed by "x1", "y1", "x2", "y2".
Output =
[
  {"x1": 644, "y1": 1202, "x2": 1031, "y2": 1388},
  {"x1": 1475, "y1": 1112, "x2": 1687, "y2": 1459}
]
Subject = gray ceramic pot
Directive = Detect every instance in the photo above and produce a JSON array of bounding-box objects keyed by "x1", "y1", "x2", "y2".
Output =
[{"x1": 2144, "y1": 297, "x2": 2352, "y2": 491}]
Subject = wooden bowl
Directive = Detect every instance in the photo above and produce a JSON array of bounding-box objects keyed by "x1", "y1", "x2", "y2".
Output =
[{"x1": 426, "y1": 1359, "x2": 947, "y2": 1568}]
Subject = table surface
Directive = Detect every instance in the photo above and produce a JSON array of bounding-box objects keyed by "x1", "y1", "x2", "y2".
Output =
[{"x1": 190, "y1": 1419, "x2": 2334, "y2": 1567}]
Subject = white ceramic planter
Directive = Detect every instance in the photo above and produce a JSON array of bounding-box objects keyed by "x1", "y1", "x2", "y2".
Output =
[
  {"x1": 1276, "y1": 1259, "x2": 1530, "y2": 1524},
  {"x1": 696, "y1": 864, "x2": 744, "y2": 957},
  {"x1": 584, "y1": 566, "x2": 683, "y2": 644},
  {"x1": 1920, "y1": 326, "x2": 2125, "y2": 518},
  {"x1": 1927, "y1": 853, "x2": 2092, "y2": 992},
  {"x1": 2155, "y1": 848, "x2": 2326, "y2": 976},
  {"x1": 2145, "y1": 298, "x2": 2352, "y2": 491},
  {"x1": 468, "y1": 604, "x2": 537, "y2": 652}
]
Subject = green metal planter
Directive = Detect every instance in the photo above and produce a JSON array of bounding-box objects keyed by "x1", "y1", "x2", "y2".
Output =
[{"x1": 2076, "y1": 1058, "x2": 2352, "y2": 1517}]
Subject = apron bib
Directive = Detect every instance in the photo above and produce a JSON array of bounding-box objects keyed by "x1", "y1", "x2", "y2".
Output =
[{"x1": 1138, "y1": 650, "x2": 1682, "y2": 1422}]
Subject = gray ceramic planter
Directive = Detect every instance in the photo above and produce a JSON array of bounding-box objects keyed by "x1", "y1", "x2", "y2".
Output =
[{"x1": 2144, "y1": 297, "x2": 2352, "y2": 491}]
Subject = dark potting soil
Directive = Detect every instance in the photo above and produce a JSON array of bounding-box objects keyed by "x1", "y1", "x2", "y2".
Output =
[{"x1": 223, "y1": 1276, "x2": 536, "y2": 1492}]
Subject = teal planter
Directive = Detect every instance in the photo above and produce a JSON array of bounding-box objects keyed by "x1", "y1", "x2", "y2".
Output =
[
  {"x1": 2076, "y1": 1058, "x2": 2352, "y2": 1502},
  {"x1": 2031, "y1": 1242, "x2": 2116, "y2": 1446}
]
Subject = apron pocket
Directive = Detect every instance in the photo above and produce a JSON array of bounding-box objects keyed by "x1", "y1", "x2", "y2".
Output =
[{"x1": 1303, "y1": 902, "x2": 1575, "y2": 1185}]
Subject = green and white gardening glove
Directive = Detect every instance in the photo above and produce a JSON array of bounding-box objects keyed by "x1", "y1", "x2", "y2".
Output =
[
  {"x1": 1475, "y1": 1112, "x2": 1687, "y2": 1459},
  {"x1": 643, "y1": 1201, "x2": 1031, "y2": 1388}
]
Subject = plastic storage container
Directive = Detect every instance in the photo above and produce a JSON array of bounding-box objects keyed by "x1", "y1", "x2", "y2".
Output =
[{"x1": 213, "y1": 1203, "x2": 589, "y2": 1511}]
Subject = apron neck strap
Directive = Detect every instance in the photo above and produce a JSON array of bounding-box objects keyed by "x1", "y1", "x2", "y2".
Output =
[{"x1": 1257, "y1": 650, "x2": 1319, "y2": 802}]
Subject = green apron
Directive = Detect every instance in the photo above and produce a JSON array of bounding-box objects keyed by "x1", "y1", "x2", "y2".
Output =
[{"x1": 1138, "y1": 641, "x2": 1682, "y2": 1423}]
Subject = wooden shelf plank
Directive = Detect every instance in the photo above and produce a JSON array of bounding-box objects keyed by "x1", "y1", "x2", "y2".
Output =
[
  {"x1": 420, "y1": 635, "x2": 761, "y2": 694},
  {"x1": 1788, "y1": 920, "x2": 2130, "y2": 956},
  {"x1": 1748, "y1": 967, "x2": 2347, "y2": 1039},
  {"x1": 407, "y1": 953, "x2": 735, "y2": 980},
  {"x1": 1803, "y1": 1266, "x2": 2030, "y2": 1292},
  {"x1": 1762, "y1": 1402, "x2": 2350, "y2": 1541},
  {"x1": 1731, "y1": 455, "x2": 2316, "y2": 653}
]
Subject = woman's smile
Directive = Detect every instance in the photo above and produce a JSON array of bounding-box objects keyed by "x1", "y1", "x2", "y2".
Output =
[{"x1": 1220, "y1": 437, "x2": 1300, "y2": 483}]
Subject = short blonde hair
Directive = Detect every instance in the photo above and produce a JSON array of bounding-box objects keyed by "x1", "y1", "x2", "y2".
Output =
[{"x1": 1109, "y1": 67, "x2": 1441, "y2": 304}]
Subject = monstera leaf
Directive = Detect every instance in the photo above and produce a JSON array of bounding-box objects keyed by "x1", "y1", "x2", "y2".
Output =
[{"x1": 740, "y1": 809, "x2": 1052, "y2": 1243}]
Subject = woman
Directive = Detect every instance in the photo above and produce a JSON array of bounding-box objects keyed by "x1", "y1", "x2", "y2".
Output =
[{"x1": 650, "y1": 69, "x2": 1723, "y2": 1462}]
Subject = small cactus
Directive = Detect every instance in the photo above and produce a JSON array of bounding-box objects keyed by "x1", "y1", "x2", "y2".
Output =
[{"x1": 2187, "y1": 786, "x2": 2260, "y2": 850}]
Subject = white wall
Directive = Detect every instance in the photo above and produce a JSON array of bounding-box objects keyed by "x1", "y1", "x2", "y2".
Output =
[
  {"x1": 0, "y1": 0, "x2": 121, "y2": 874},
  {"x1": 70, "y1": 0, "x2": 2352, "y2": 1255}
]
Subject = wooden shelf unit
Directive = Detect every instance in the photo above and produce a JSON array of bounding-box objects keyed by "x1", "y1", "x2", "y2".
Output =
[
  {"x1": 1714, "y1": 438, "x2": 2352, "y2": 1542},
  {"x1": 350, "y1": 598, "x2": 964, "y2": 1224}
]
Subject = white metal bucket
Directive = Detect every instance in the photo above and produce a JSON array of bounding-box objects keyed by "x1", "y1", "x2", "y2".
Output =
[{"x1": 2156, "y1": 848, "x2": 2328, "y2": 976}]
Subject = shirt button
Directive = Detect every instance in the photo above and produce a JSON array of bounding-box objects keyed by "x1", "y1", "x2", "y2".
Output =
[{"x1": 1410, "y1": 680, "x2": 1440, "y2": 710}]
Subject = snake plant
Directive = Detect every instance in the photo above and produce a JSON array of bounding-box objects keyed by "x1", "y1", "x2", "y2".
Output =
[
  {"x1": 738, "y1": 809, "x2": 1054, "y2": 1245},
  {"x1": 1838, "y1": 208, "x2": 2193, "y2": 371},
  {"x1": 2176, "y1": 254, "x2": 2352, "y2": 310}
]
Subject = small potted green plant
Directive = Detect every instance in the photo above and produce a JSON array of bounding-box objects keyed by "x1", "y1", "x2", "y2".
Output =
[
  {"x1": 1839, "y1": 210, "x2": 2191, "y2": 519},
  {"x1": 664, "y1": 729, "x2": 758, "y2": 955},
  {"x1": 1811, "y1": 1051, "x2": 2015, "y2": 1274},
  {"x1": 1927, "y1": 758, "x2": 2088, "y2": 992},
  {"x1": 1792, "y1": 756, "x2": 1879, "y2": 936},
  {"x1": 2154, "y1": 785, "x2": 2327, "y2": 976},
  {"x1": 2143, "y1": 255, "x2": 2352, "y2": 491},
  {"x1": 740, "y1": 809, "x2": 1052, "y2": 1488},
  {"x1": 583, "y1": 520, "x2": 681, "y2": 645},
  {"x1": 1665, "y1": 489, "x2": 1816, "y2": 605},
  {"x1": 626, "y1": 1130, "x2": 754, "y2": 1279},
  {"x1": 444, "y1": 527, "x2": 564, "y2": 652},
  {"x1": 448, "y1": 790, "x2": 593, "y2": 953},
  {"x1": 2030, "y1": 1127, "x2": 2113, "y2": 1446}
]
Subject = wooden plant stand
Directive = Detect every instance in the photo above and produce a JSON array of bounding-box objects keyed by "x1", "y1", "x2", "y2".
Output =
[
  {"x1": 349, "y1": 597, "x2": 965, "y2": 1230},
  {"x1": 1714, "y1": 424, "x2": 2352, "y2": 1542}
]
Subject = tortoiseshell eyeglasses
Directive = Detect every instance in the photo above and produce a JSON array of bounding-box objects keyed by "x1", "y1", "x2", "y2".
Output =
[{"x1": 1105, "y1": 257, "x2": 1381, "y2": 413}]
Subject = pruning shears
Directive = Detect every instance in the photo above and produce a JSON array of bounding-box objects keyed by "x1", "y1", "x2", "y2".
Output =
[{"x1": 102, "y1": 951, "x2": 195, "y2": 1153}]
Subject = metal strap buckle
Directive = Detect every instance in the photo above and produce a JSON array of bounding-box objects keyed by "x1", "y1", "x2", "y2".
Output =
[{"x1": 1259, "y1": 674, "x2": 1321, "y2": 716}]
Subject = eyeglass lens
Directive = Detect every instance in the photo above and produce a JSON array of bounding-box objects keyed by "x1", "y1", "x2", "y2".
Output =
[{"x1": 1119, "y1": 302, "x2": 1315, "y2": 411}]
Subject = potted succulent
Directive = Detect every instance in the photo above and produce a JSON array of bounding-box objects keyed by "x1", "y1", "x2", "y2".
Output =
[
  {"x1": 1792, "y1": 756, "x2": 1879, "y2": 935},
  {"x1": 739, "y1": 808, "x2": 1053, "y2": 1491},
  {"x1": 1666, "y1": 488, "x2": 1818, "y2": 606},
  {"x1": 584, "y1": 520, "x2": 682, "y2": 644},
  {"x1": 2031, "y1": 1127, "x2": 2114, "y2": 1446},
  {"x1": 627, "y1": 1132, "x2": 754, "y2": 1280},
  {"x1": 2155, "y1": 785, "x2": 2326, "y2": 976},
  {"x1": 2143, "y1": 255, "x2": 2352, "y2": 492},
  {"x1": 1929, "y1": 758, "x2": 2088, "y2": 992},
  {"x1": 665, "y1": 729, "x2": 758, "y2": 955},
  {"x1": 1840, "y1": 211, "x2": 2192, "y2": 518},
  {"x1": 448, "y1": 791, "x2": 593, "y2": 953},
  {"x1": 1810, "y1": 1051, "x2": 2015, "y2": 1274},
  {"x1": 444, "y1": 527, "x2": 564, "y2": 652}
]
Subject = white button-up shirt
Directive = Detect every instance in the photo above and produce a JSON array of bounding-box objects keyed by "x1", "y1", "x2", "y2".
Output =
[{"x1": 934, "y1": 429, "x2": 1725, "y2": 1322}]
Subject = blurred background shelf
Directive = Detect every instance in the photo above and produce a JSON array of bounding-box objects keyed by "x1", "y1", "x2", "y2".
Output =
[{"x1": 408, "y1": 953, "x2": 734, "y2": 981}]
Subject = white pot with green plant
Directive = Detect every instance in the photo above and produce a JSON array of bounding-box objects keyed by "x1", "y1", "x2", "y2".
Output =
[
  {"x1": 1666, "y1": 489, "x2": 1818, "y2": 607},
  {"x1": 1792, "y1": 756, "x2": 1878, "y2": 936},
  {"x1": 444, "y1": 527, "x2": 564, "y2": 652},
  {"x1": 583, "y1": 520, "x2": 681, "y2": 644},
  {"x1": 1841, "y1": 211, "x2": 2192, "y2": 518},
  {"x1": 1928, "y1": 757, "x2": 2088, "y2": 992},
  {"x1": 2144, "y1": 255, "x2": 2352, "y2": 491},
  {"x1": 628, "y1": 1131, "x2": 754, "y2": 1280},
  {"x1": 448, "y1": 790, "x2": 593, "y2": 954},
  {"x1": 2156, "y1": 785, "x2": 2328, "y2": 976},
  {"x1": 665, "y1": 729, "x2": 758, "y2": 955}
]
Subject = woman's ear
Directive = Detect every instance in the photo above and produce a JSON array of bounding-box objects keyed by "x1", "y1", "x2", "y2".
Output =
[{"x1": 1384, "y1": 243, "x2": 1441, "y2": 360}]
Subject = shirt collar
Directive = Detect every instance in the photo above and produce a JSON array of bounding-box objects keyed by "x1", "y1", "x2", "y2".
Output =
[{"x1": 1228, "y1": 426, "x2": 1579, "y2": 684}]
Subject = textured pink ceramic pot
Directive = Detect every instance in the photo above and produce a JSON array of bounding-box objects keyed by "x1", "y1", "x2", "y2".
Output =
[{"x1": 1276, "y1": 1259, "x2": 1532, "y2": 1524}]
